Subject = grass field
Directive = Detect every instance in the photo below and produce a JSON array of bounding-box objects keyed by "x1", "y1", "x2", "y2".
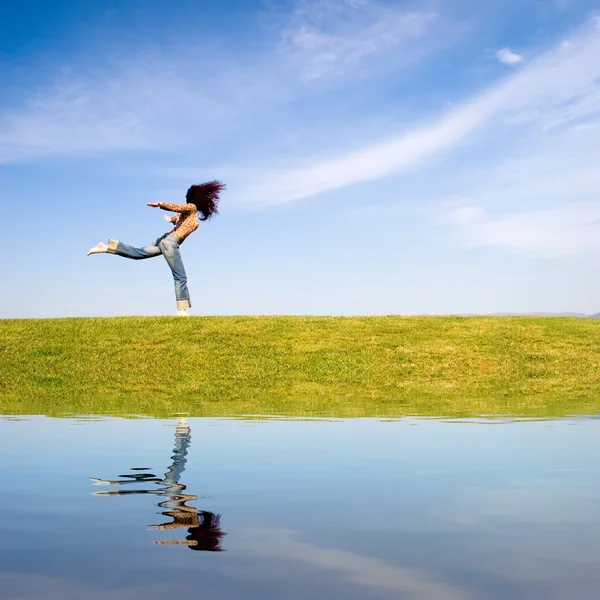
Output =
[{"x1": 1, "y1": 316, "x2": 600, "y2": 418}]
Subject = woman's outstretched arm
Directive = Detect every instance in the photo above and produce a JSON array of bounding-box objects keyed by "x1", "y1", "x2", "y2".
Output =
[{"x1": 147, "y1": 202, "x2": 195, "y2": 214}]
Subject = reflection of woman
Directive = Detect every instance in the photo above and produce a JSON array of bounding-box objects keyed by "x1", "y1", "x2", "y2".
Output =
[
  {"x1": 90, "y1": 419, "x2": 225, "y2": 551},
  {"x1": 87, "y1": 181, "x2": 224, "y2": 316}
]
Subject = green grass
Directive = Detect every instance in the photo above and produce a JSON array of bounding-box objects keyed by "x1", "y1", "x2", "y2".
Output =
[{"x1": 1, "y1": 316, "x2": 600, "y2": 418}]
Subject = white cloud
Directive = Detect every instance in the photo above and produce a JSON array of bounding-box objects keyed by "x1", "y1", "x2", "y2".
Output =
[
  {"x1": 0, "y1": 72, "x2": 185, "y2": 163},
  {"x1": 495, "y1": 48, "x2": 524, "y2": 65},
  {"x1": 280, "y1": 0, "x2": 442, "y2": 80},
  {"x1": 0, "y1": 46, "x2": 247, "y2": 163},
  {"x1": 239, "y1": 99, "x2": 492, "y2": 205},
  {"x1": 434, "y1": 116, "x2": 600, "y2": 205},
  {"x1": 236, "y1": 18, "x2": 600, "y2": 206},
  {"x1": 436, "y1": 104, "x2": 600, "y2": 257},
  {"x1": 0, "y1": 1, "x2": 447, "y2": 164},
  {"x1": 449, "y1": 204, "x2": 600, "y2": 257},
  {"x1": 240, "y1": 528, "x2": 471, "y2": 600},
  {"x1": 0, "y1": 82, "x2": 151, "y2": 162}
]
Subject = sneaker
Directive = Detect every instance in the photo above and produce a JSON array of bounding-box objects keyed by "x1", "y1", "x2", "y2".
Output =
[
  {"x1": 87, "y1": 242, "x2": 107, "y2": 256},
  {"x1": 176, "y1": 310, "x2": 190, "y2": 317}
]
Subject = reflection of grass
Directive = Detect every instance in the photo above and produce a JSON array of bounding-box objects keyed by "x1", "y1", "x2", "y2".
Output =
[{"x1": 1, "y1": 316, "x2": 599, "y2": 418}]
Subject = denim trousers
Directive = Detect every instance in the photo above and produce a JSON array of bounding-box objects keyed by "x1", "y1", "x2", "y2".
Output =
[{"x1": 107, "y1": 233, "x2": 191, "y2": 310}]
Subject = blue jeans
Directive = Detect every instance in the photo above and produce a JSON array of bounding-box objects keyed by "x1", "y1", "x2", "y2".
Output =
[{"x1": 107, "y1": 233, "x2": 191, "y2": 310}]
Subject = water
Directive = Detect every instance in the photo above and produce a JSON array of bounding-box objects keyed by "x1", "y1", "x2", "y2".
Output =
[{"x1": 1, "y1": 415, "x2": 599, "y2": 599}]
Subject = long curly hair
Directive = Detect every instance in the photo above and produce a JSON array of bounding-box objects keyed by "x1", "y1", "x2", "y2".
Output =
[
  {"x1": 186, "y1": 512, "x2": 225, "y2": 552},
  {"x1": 186, "y1": 180, "x2": 225, "y2": 221}
]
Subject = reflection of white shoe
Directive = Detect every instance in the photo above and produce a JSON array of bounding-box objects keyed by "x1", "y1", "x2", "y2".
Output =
[
  {"x1": 87, "y1": 242, "x2": 107, "y2": 256},
  {"x1": 89, "y1": 477, "x2": 112, "y2": 485},
  {"x1": 176, "y1": 310, "x2": 190, "y2": 317}
]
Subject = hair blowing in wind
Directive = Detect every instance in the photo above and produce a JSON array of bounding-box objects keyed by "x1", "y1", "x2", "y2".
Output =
[{"x1": 186, "y1": 180, "x2": 225, "y2": 221}]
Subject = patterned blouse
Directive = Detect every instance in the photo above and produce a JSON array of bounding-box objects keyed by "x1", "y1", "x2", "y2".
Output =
[{"x1": 159, "y1": 203, "x2": 199, "y2": 243}]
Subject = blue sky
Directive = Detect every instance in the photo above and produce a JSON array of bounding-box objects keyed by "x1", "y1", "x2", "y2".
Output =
[{"x1": 2, "y1": 0, "x2": 600, "y2": 318}]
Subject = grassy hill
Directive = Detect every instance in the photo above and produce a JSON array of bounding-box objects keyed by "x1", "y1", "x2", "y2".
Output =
[{"x1": 1, "y1": 316, "x2": 600, "y2": 418}]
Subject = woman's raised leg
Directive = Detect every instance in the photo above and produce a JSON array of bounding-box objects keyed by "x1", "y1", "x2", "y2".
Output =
[{"x1": 106, "y1": 239, "x2": 162, "y2": 260}]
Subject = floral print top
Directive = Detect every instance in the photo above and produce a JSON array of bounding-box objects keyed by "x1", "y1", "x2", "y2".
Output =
[{"x1": 159, "y1": 203, "x2": 199, "y2": 243}]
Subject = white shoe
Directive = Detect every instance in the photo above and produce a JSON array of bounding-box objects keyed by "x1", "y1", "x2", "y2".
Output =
[
  {"x1": 87, "y1": 242, "x2": 107, "y2": 256},
  {"x1": 176, "y1": 310, "x2": 190, "y2": 317}
]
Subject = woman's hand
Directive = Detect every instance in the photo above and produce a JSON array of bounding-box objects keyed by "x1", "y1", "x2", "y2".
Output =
[{"x1": 147, "y1": 202, "x2": 160, "y2": 207}]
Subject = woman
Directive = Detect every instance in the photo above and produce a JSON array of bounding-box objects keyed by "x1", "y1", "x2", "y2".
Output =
[{"x1": 88, "y1": 181, "x2": 224, "y2": 317}]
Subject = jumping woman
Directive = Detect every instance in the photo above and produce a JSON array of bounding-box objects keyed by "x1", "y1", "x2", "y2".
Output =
[{"x1": 87, "y1": 181, "x2": 224, "y2": 317}]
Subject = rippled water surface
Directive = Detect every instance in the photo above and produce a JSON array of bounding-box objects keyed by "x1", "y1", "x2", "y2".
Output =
[{"x1": 1, "y1": 415, "x2": 599, "y2": 599}]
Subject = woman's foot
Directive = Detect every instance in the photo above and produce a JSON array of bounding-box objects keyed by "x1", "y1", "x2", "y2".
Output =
[
  {"x1": 87, "y1": 242, "x2": 108, "y2": 256},
  {"x1": 176, "y1": 309, "x2": 190, "y2": 317}
]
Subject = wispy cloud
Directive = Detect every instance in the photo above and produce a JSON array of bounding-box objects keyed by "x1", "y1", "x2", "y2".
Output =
[
  {"x1": 495, "y1": 48, "x2": 524, "y2": 65},
  {"x1": 238, "y1": 99, "x2": 493, "y2": 205},
  {"x1": 0, "y1": 64, "x2": 225, "y2": 163},
  {"x1": 236, "y1": 18, "x2": 600, "y2": 205},
  {"x1": 241, "y1": 528, "x2": 471, "y2": 600},
  {"x1": 449, "y1": 204, "x2": 600, "y2": 257},
  {"x1": 0, "y1": 0, "x2": 447, "y2": 165},
  {"x1": 441, "y1": 120, "x2": 600, "y2": 203},
  {"x1": 0, "y1": 81, "x2": 151, "y2": 162},
  {"x1": 437, "y1": 65, "x2": 600, "y2": 258},
  {"x1": 280, "y1": 0, "x2": 442, "y2": 80}
]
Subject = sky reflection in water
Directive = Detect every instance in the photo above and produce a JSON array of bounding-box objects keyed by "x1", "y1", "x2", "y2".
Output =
[{"x1": 0, "y1": 415, "x2": 599, "y2": 599}]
